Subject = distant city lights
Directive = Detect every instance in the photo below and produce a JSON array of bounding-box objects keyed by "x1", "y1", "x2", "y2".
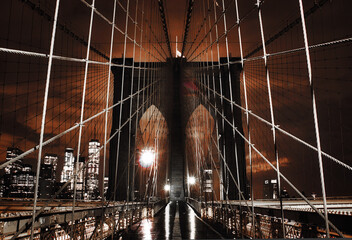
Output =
[{"x1": 139, "y1": 148, "x2": 155, "y2": 168}]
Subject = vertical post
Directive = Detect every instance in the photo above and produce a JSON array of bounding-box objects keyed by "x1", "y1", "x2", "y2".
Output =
[
  {"x1": 30, "y1": 1, "x2": 61, "y2": 239},
  {"x1": 298, "y1": 0, "x2": 329, "y2": 237}
]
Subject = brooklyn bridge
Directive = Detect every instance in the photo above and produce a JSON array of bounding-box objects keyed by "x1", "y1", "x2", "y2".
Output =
[{"x1": 0, "y1": 0, "x2": 352, "y2": 239}]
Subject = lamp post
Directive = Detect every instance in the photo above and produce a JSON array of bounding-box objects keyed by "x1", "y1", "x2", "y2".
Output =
[{"x1": 164, "y1": 178, "x2": 170, "y2": 200}]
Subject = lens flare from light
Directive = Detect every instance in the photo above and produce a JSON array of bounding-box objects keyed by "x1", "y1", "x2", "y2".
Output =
[
  {"x1": 139, "y1": 149, "x2": 155, "y2": 168},
  {"x1": 140, "y1": 219, "x2": 152, "y2": 240},
  {"x1": 165, "y1": 203, "x2": 170, "y2": 239},
  {"x1": 188, "y1": 176, "x2": 196, "y2": 185},
  {"x1": 189, "y1": 208, "x2": 196, "y2": 239},
  {"x1": 164, "y1": 184, "x2": 170, "y2": 191}
]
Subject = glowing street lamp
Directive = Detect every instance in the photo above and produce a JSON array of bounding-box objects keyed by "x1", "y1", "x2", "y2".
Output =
[
  {"x1": 139, "y1": 148, "x2": 155, "y2": 168},
  {"x1": 164, "y1": 184, "x2": 170, "y2": 191},
  {"x1": 188, "y1": 176, "x2": 196, "y2": 185}
]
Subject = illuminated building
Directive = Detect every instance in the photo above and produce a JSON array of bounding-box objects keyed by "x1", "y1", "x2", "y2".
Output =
[
  {"x1": 86, "y1": 139, "x2": 100, "y2": 199},
  {"x1": 8, "y1": 164, "x2": 35, "y2": 198},
  {"x1": 2, "y1": 147, "x2": 35, "y2": 198},
  {"x1": 0, "y1": 177, "x2": 4, "y2": 197},
  {"x1": 203, "y1": 169, "x2": 213, "y2": 193},
  {"x1": 263, "y1": 179, "x2": 278, "y2": 199},
  {"x1": 104, "y1": 176, "x2": 109, "y2": 198},
  {"x1": 60, "y1": 148, "x2": 75, "y2": 190},
  {"x1": 4, "y1": 147, "x2": 23, "y2": 175},
  {"x1": 39, "y1": 154, "x2": 58, "y2": 199},
  {"x1": 76, "y1": 157, "x2": 85, "y2": 199}
]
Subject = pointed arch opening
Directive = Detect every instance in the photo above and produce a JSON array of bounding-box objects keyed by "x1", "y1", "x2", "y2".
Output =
[
  {"x1": 134, "y1": 105, "x2": 169, "y2": 200},
  {"x1": 185, "y1": 105, "x2": 221, "y2": 201}
]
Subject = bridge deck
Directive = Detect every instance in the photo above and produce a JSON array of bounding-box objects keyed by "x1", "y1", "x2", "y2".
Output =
[{"x1": 120, "y1": 201, "x2": 224, "y2": 240}]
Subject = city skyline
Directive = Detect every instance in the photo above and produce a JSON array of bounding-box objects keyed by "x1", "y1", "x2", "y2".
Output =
[{"x1": 1, "y1": 139, "x2": 106, "y2": 200}]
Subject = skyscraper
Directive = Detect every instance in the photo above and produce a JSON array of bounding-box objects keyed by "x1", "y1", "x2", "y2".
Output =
[
  {"x1": 3, "y1": 147, "x2": 36, "y2": 198},
  {"x1": 39, "y1": 154, "x2": 58, "y2": 198},
  {"x1": 4, "y1": 147, "x2": 23, "y2": 175},
  {"x1": 104, "y1": 176, "x2": 109, "y2": 199},
  {"x1": 8, "y1": 164, "x2": 35, "y2": 198},
  {"x1": 60, "y1": 148, "x2": 75, "y2": 190},
  {"x1": 0, "y1": 177, "x2": 4, "y2": 197},
  {"x1": 263, "y1": 179, "x2": 278, "y2": 199},
  {"x1": 76, "y1": 157, "x2": 85, "y2": 200},
  {"x1": 86, "y1": 139, "x2": 100, "y2": 199}
]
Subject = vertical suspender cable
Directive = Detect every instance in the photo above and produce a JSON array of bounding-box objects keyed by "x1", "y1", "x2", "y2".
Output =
[
  {"x1": 209, "y1": 0, "x2": 223, "y2": 203},
  {"x1": 113, "y1": 0, "x2": 130, "y2": 202},
  {"x1": 220, "y1": 0, "x2": 242, "y2": 206},
  {"x1": 233, "y1": 0, "x2": 254, "y2": 237},
  {"x1": 101, "y1": 0, "x2": 118, "y2": 237},
  {"x1": 112, "y1": 0, "x2": 131, "y2": 236},
  {"x1": 127, "y1": 0, "x2": 140, "y2": 209},
  {"x1": 208, "y1": 1, "x2": 224, "y2": 203},
  {"x1": 255, "y1": 0, "x2": 285, "y2": 236},
  {"x1": 298, "y1": 0, "x2": 329, "y2": 237},
  {"x1": 204, "y1": 0, "x2": 211, "y2": 209},
  {"x1": 202, "y1": 16, "x2": 209, "y2": 213},
  {"x1": 72, "y1": 0, "x2": 96, "y2": 237},
  {"x1": 132, "y1": 0, "x2": 146, "y2": 202},
  {"x1": 103, "y1": 0, "x2": 117, "y2": 201},
  {"x1": 30, "y1": 1, "x2": 61, "y2": 239}
]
